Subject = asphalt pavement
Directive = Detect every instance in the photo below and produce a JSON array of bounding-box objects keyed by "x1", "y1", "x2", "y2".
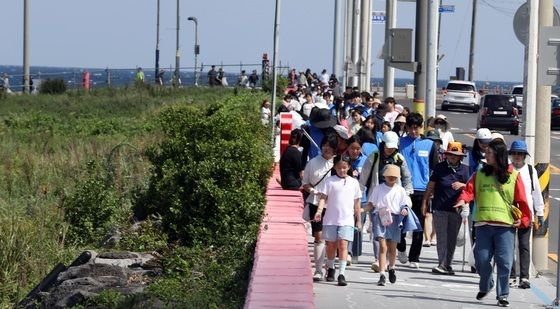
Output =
[{"x1": 311, "y1": 229, "x2": 559, "y2": 308}]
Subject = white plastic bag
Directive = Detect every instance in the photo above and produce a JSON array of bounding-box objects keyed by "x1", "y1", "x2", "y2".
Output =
[
  {"x1": 379, "y1": 207, "x2": 393, "y2": 227},
  {"x1": 456, "y1": 222, "x2": 466, "y2": 247},
  {"x1": 468, "y1": 243, "x2": 476, "y2": 268}
]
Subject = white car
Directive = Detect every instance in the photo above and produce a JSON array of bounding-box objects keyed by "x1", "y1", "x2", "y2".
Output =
[
  {"x1": 441, "y1": 80, "x2": 480, "y2": 113},
  {"x1": 511, "y1": 84, "x2": 523, "y2": 113}
]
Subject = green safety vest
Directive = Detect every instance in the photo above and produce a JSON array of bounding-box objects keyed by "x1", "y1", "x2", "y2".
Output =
[{"x1": 473, "y1": 169, "x2": 518, "y2": 225}]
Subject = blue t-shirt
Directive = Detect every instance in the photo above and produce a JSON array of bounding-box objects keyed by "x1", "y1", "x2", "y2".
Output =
[{"x1": 430, "y1": 161, "x2": 470, "y2": 212}]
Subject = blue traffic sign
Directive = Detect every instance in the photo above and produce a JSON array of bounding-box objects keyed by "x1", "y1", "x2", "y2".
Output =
[{"x1": 439, "y1": 5, "x2": 455, "y2": 13}]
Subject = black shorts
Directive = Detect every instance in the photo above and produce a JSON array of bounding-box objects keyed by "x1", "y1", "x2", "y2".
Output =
[{"x1": 308, "y1": 203, "x2": 326, "y2": 233}]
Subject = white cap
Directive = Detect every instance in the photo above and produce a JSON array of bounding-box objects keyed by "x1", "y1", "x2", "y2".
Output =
[
  {"x1": 491, "y1": 132, "x2": 505, "y2": 141},
  {"x1": 333, "y1": 125, "x2": 351, "y2": 140},
  {"x1": 475, "y1": 128, "x2": 492, "y2": 143},
  {"x1": 383, "y1": 131, "x2": 399, "y2": 149}
]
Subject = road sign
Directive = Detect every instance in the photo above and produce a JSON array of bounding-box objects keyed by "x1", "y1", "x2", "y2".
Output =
[
  {"x1": 538, "y1": 27, "x2": 560, "y2": 86},
  {"x1": 513, "y1": 3, "x2": 560, "y2": 45},
  {"x1": 439, "y1": 5, "x2": 455, "y2": 13},
  {"x1": 372, "y1": 11, "x2": 386, "y2": 24}
]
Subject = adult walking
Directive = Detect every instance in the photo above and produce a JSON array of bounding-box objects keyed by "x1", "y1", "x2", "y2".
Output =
[
  {"x1": 279, "y1": 129, "x2": 304, "y2": 190},
  {"x1": 303, "y1": 134, "x2": 337, "y2": 281},
  {"x1": 422, "y1": 142, "x2": 469, "y2": 275},
  {"x1": 508, "y1": 140, "x2": 545, "y2": 289},
  {"x1": 455, "y1": 140, "x2": 531, "y2": 307},
  {"x1": 397, "y1": 113, "x2": 439, "y2": 268}
]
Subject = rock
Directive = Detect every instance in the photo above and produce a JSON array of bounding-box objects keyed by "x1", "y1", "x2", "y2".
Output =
[
  {"x1": 59, "y1": 277, "x2": 101, "y2": 288},
  {"x1": 54, "y1": 290, "x2": 97, "y2": 308},
  {"x1": 98, "y1": 251, "x2": 138, "y2": 259}
]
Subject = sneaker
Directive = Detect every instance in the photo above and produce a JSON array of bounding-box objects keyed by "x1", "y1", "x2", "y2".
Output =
[
  {"x1": 430, "y1": 240, "x2": 437, "y2": 246},
  {"x1": 347, "y1": 254, "x2": 352, "y2": 266},
  {"x1": 470, "y1": 266, "x2": 477, "y2": 274},
  {"x1": 351, "y1": 255, "x2": 359, "y2": 265},
  {"x1": 337, "y1": 274, "x2": 347, "y2": 286},
  {"x1": 508, "y1": 278, "x2": 517, "y2": 287},
  {"x1": 388, "y1": 268, "x2": 396, "y2": 283},
  {"x1": 518, "y1": 279, "x2": 531, "y2": 289},
  {"x1": 398, "y1": 251, "x2": 408, "y2": 264},
  {"x1": 409, "y1": 262, "x2": 420, "y2": 269},
  {"x1": 377, "y1": 274, "x2": 387, "y2": 286},
  {"x1": 422, "y1": 241, "x2": 431, "y2": 247},
  {"x1": 497, "y1": 298, "x2": 509, "y2": 307},
  {"x1": 371, "y1": 261, "x2": 380, "y2": 272},
  {"x1": 476, "y1": 291, "x2": 488, "y2": 300},
  {"x1": 446, "y1": 266, "x2": 455, "y2": 275},
  {"x1": 326, "y1": 268, "x2": 336, "y2": 282},
  {"x1": 432, "y1": 265, "x2": 447, "y2": 274},
  {"x1": 313, "y1": 270, "x2": 324, "y2": 282}
]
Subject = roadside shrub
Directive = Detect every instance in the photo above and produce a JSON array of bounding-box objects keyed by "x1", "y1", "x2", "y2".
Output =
[
  {"x1": 39, "y1": 78, "x2": 67, "y2": 94},
  {"x1": 62, "y1": 161, "x2": 130, "y2": 246},
  {"x1": 144, "y1": 92, "x2": 273, "y2": 247},
  {"x1": 262, "y1": 75, "x2": 288, "y2": 95}
]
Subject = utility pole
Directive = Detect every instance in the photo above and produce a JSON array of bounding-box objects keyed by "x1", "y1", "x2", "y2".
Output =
[
  {"x1": 351, "y1": 0, "x2": 361, "y2": 88},
  {"x1": 425, "y1": 0, "x2": 439, "y2": 119},
  {"x1": 534, "y1": 0, "x2": 553, "y2": 272},
  {"x1": 155, "y1": 0, "x2": 160, "y2": 84},
  {"x1": 174, "y1": 0, "x2": 181, "y2": 86},
  {"x1": 271, "y1": 0, "x2": 281, "y2": 145},
  {"x1": 344, "y1": 0, "x2": 354, "y2": 90},
  {"x1": 358, "y1": 0, "x2": 371, "y2": 91},
  {"x1": 468, "y1": 0, "x2": 477, "y2": 81},
  {"x1": 188, "y1": 17, "x2": 199, "y2": 86},
  {"x1": 333, "y1": 0, "x2": 345, "y2": 81},
  {"x1": 23, "y1": 0, "x2": 30, "y2": 94},
  {"x1": 383, "y1": 0, "x2": 396, "y2": 98},
  {"x1": 413, "y1": 0, "x2": 428, "y2": 117}
]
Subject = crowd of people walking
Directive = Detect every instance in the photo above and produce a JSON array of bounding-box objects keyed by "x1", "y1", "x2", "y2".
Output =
[{"x1": 275, "y1": 68, "x2": 544, "y2": 307}]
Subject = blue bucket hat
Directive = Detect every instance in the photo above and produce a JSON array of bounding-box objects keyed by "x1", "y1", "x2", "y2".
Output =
[{"x1": 508, "y1": 140, "x2": 530, "y2": 156}]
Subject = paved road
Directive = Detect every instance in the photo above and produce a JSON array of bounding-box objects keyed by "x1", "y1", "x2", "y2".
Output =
[
  {"x1": 311, "y1": 230, "x2": 558, "y2": 308},
  {"x1": 393, "y1": 97, "x2": 559, "y2": 267}
]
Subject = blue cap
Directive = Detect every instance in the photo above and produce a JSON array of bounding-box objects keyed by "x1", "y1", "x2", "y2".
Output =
[{"x1": 509, "y1": 140, "x2": 530, "y2": 156}]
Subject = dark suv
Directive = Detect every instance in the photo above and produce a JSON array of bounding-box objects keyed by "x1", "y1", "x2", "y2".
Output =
[{"x1": 476, "y1": 94, "x2": 519, "y2": 135}]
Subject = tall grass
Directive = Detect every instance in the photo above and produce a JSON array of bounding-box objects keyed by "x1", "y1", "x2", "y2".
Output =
[{"x1": 0, "y1": 86, "x2": 249, "y2": 307}]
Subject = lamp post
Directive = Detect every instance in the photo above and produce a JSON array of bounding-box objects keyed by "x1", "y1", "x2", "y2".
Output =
[
  {"x1": 155, "y1": 0, "x2": 160, "y2": 85},
  {"x1": 174, "y1": 0, "x2": 181, "y2": 86},
  {"x1": 187, "y1": 16, "x2": 199, "y2": 86}
]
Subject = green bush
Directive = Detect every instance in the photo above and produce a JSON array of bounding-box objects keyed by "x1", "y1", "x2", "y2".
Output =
[
  {"x1": 144, "y1": 92, "x2": 273, "y2": 247},
  {"x1": 39, "y1": 78, "x2": 67, "y2": 94},
  {"x1": 262, "y1": 75, "x2": 288, "y2": 95},
  {"x1": 61, "y1": 161, "x2": 130, "y2": 246}
]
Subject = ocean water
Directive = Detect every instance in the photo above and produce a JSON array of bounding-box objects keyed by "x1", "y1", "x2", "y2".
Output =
[{"x1": 0, "y1": 64, "x2": 522, "y2": 93}]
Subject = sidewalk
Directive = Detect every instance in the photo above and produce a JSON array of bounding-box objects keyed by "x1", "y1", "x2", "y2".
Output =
[{"x1": 311, "y1": 229, "x2": 559, "y2": 308}]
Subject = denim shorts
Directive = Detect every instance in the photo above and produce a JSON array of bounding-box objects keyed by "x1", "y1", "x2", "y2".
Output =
[
  {"x1": 372, "y1": 212, "x2": 402, "y2": 242},
  {"x1": 322, "y1": 225, "x2": 354, "y2": 242}
]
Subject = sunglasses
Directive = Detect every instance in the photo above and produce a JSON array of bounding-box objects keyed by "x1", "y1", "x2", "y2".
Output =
[{"x1": 434, "y1": 121, "x2": 445, "y2": 125}]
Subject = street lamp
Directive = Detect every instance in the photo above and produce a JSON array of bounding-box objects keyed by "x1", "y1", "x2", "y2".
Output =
[{"x1": 187, "y1": 16, "x2": 199, "y2": 86}]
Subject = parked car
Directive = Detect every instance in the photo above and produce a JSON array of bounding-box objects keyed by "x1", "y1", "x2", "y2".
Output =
[
  {"x1": 441, "y1": 80, "x2": 480, "y2": 113},
  {"x1": 477, "y1": 94, "x2": 519, "y2": 135},
  {"x1": 552, "y1": 97, "x2": 560, "y2": 128},
  {"x1": 511, "y1": 84, "x2": 523, "y2": 113}
]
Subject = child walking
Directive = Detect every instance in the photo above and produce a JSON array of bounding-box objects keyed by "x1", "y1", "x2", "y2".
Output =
[
  {"x1": 313, "y1": 155, "x2": 362, "y2": 286},
  {"x1": 366, "y1": 164, "x2": 410, "y2": 286}
]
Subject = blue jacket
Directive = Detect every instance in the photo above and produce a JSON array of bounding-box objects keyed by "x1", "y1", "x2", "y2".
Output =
[
  {"x1": 399, "y1": 136, "x2": 437, "y2": 192},
  {"x1": 398, "y1": 208, "x2": 423, "y2": 233}
]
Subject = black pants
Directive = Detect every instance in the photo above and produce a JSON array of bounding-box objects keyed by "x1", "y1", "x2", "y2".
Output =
[
  {"x1": 511, "y1": 226, "x2": 531, "y2": 279},
  {"x1": 397, "y1": 193, "x2": 425, "y2": 262}
]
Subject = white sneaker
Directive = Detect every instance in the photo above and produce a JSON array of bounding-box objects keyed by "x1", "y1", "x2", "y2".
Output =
[
  {"x1": 371, "y1": 261, "x2": 380, "y2": 272},
  {"x1": 347, "y1": 254, "x2": 352, "y2": 266},
  {"x1": 351, "y1": 255, "x2": 359, "y2": 265},
  {"x1": 313, "y1": 270, "x2": 324, "y2": 281},
  {"x1": 409, "y1": 262, "x2": 420, "y2": 269},
  {"x1": 398, "y1": 251, "x2": 408, "y2": 264}
]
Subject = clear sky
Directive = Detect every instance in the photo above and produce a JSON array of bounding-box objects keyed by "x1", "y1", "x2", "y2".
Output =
[{"x1": 2, "y1": 0, "x2": 559, "y2": 82}]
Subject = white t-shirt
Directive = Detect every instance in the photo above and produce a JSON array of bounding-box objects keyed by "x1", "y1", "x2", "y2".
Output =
[
  {"x1": 321, "y1": 73, "x2": 330, "y2": 85},
  {"x1": 302, "y1": 156, "x2": 334, "y2": 205},
  {"x1": 318, "y1": 175, "x2": 362, "y2": 226},
  {"x1": 368, "y1": 183, "x2": 409, "y2": 214},
  {"x1": 384, "y1": 111, "x2": 400, "y2": 128},
  {"x1": 516, "y1": 164, "x2": 545, "y2": 216},
  {"x1": 439, "y1": 130, "x2": 455, "y2": 152}
]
